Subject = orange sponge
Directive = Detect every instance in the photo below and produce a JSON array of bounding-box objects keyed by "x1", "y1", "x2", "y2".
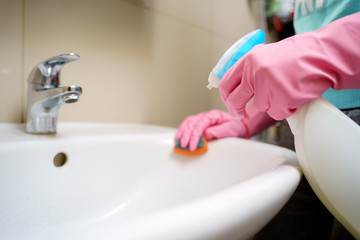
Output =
[{"x1": 174, "y1": 136, "x2": 208, "y2": 156}]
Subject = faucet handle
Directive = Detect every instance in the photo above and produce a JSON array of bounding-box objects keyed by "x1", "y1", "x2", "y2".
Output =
[{"x1": 28, "y1": 53, "x2": 80, "y2": 88}]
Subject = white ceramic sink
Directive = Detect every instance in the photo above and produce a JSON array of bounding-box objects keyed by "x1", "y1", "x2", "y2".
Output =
[{"x1": 0, "y1": 123, "x2": 301, "y2": 240}]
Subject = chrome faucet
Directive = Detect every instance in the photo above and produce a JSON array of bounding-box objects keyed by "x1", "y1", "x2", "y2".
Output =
[{"x1": 25, "y1": 53, "x2": 82, "y2": 134}]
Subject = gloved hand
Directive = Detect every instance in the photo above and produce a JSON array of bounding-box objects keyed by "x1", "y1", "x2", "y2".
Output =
[
  {"x1": 219, "y1": 12, "x2": 360, "y2": 120},
  {"x1": 175, "y1": 106, "x2": 277, "y2": 151},
  {"x1": 175, "y1": 110, "x2": 247, "y2": 152}
]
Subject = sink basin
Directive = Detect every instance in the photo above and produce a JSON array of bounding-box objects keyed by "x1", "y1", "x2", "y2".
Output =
[{"x1": 0, "y1": 123, "x2": 301, "y2": 240}]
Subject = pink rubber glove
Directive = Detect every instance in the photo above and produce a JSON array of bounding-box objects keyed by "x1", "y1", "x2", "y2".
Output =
[
  {"x1": 175, "y1": 107, "x2": 276, "y2": 152},
  {"x1": 220, "y1": 12, "x2": 360, "y2": 120}
]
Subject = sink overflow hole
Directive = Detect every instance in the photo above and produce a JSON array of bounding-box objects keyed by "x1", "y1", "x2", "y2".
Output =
[{"x1": 54, "y1": 152, "x2": 68, "y2": 167}]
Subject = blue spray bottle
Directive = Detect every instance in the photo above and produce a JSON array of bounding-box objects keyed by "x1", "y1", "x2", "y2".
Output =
[{"x1": 207, "y1": 29, "x2": 265, "y2": 89}]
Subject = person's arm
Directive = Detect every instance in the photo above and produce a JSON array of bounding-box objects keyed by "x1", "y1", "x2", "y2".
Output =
[
  {"x1": 240, "y1": 104, "x2": 277, "y2": 138},
  {"x1": 175, "y1": 105, "x2": 277, "y2": 151},
  {"x1": 220, "y1": 12, "x2": 360, "y2": 120}
]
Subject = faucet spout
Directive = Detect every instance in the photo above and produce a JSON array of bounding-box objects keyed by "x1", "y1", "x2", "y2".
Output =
[
  {"x1": 25, "y1": 53, "x2": 82, "y2": 134},
  {"x1": 40, "y1": 85, "x2": 82, "y2": 107}
]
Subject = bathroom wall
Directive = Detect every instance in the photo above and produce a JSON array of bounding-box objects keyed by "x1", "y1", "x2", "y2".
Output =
[
  {"x1": 0, "y1": 0, "x2": 23, "y2": 122},
  {"x1": 0, "y1": 0, "x2": 259, "y2": 127}
]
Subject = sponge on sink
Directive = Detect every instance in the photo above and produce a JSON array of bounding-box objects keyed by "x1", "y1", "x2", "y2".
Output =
[{"x1": 174, "y1": 136, "x2": 208, "y2": 156}]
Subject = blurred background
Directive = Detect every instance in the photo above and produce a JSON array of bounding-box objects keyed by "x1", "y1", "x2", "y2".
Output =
[{"x1": 0, "y1": 0, "x2": 294, "y2": 128}]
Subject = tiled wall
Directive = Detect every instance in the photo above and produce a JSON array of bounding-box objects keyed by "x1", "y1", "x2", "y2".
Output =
[{"x1": 0, "y1": 0, "x2": 259, "y2": 127}]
